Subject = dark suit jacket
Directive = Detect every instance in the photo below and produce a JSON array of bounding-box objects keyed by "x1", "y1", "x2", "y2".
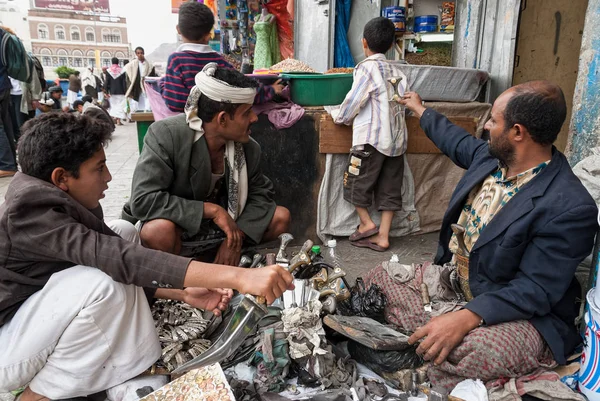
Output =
[
  {"x1": 122, "y1": 114, "x2": 276, "y2": 244},
  {"x1": 422, "y1": 109, "x2": 598, "y2": 364},
  {"x1": 0, "y1": 173, "x2": 191, "y2": 327}
]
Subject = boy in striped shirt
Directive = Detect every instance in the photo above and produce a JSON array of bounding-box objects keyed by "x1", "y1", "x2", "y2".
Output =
[
  {"x1": 163, "y1": 2, "x2": 283, "y2": 112},
  {"x1": 332, "y1": 17, "x2": 409, "y2": 252}
]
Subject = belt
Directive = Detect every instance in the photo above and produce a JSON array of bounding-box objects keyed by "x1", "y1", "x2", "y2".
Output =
[{"x1": 454, "y1": 253, "x2": 473, "y2": 301}]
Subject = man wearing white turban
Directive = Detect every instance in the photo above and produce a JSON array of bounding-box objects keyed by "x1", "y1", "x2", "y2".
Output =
[{"x1": 122, "y1": 64, "x2": 290, "y2": 265}]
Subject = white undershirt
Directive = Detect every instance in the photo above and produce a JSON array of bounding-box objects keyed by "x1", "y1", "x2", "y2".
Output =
[{"x1": 209, "y1": 172, "x2": 224, "y2": 194}]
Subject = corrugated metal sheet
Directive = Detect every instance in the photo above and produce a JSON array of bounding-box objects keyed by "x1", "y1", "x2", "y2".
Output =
[
  {"x1": 294, "y1": 0, "x2": 336, "y2": 72},
  {"x1": 453, "y1": 0, "x2": 521, "y2": 101}
]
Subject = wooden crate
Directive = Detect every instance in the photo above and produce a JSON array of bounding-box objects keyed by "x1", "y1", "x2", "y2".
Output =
[{"x1": 318, "y1": 113, "x2": 479, "y2": 154}]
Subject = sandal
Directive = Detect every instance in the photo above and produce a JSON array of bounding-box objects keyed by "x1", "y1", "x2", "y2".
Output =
[
  {"x1": 351, "y1": 238, "x2": 388, "y2": 252},
  {"x1": 349, "y1": 225, "x2": 379, "y2": 242}
]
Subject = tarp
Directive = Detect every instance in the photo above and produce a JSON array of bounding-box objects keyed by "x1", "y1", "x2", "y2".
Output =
[{"x1": 317, "y1": 101, "x2": 491, "y2": 240}]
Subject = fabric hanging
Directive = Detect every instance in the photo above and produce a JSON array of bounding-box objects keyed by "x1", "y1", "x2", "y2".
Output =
[
  {"x1": 254, "y1": 14, "x2": 281, "y2": 70},
  {"x1": 265, "y1": 0, "x2": 294, "y2": 59},
  {"x1": 334, "y1": 0, "x2": 355, "y2": 68}
]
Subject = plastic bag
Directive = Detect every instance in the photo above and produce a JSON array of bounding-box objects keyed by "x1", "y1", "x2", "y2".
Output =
[
  {"x1": 337, "y1": 278, "x2": 387, "y2": 323},
  {"x1": 347, "y1": 340, "x2": 423, "y2": 373}
]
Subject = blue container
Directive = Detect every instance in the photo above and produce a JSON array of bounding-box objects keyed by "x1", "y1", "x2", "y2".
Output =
[
  {"x1": 383, "y1": 6, "x2": 406, "y2": 32},
  {"x1": 415, "y1": 15, "x2": 438, "y2": 26},
  {"x1": 58, "y1": 79, "x2": 69, "y2": 94},
  {"x1": 415, "y1": 24, "x2": 438, "y2": 33}
]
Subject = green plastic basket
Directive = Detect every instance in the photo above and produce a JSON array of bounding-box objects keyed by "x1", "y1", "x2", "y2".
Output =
[{"x1": 281, "y1": 73, "x2": 353, "y2": 106}]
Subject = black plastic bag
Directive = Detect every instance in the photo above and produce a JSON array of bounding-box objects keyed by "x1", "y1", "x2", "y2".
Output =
[
  {"x1": 347, "y1": 340, "x2": 423, "y2": 373},
  {"x1": 337, "y1": 278, "x2": 387, "y2": 323}
]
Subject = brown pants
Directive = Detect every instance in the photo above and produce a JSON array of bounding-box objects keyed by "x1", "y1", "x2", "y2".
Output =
[
  {"x1": 364, "y1": 265, "x2": 555, "y2": 391},
  {"x1": 343, "y1": 145, "x2": 405, "y2": 211}
]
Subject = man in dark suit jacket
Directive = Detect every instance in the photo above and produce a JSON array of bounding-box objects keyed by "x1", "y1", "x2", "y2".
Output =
[
  {"x1": 0, "y1": 113, "x2": 293, "y2": 400},
  {"x1": 398, "y1": 81, "x2": 598, "y2": 388},
  {"x1": 122, "y1": 65, "x2": 290, "y2": 266}
]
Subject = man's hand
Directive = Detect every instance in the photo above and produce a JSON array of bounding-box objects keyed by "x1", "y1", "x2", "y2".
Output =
[
  {"x1": 182, "y1": 287, "x2": 233, "y2": 316},
  {"x1": 399, "y1": 91, "x2": 427, "y2": 119},
  {"x1": 31, "y1": 100, "x2": 40, "y2": 111},
  {"x1": 408, "y1": 309, "x2": 482, "y2": 365},
  {"x1": 237, "y1": 265, "x2": 295, "y2": 304},
  {"x1": 213, "y1": 239, "x2": 241, "y2": 266},
  {"x1": 271, "y1": 79, "x2": 285, "y2": 95},
  {"x1": 212, "y1": 206, "x2": 244, "y2": 250},
  {"x1": 62, "y1": 105, "x2": 70, "y2": 112}
]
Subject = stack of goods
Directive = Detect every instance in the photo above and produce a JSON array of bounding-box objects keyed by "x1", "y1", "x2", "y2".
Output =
[
  {"x1": 383, "y1": 6, "x2": 407, "y2": 32},
  {"x1": 441, "y1": 2, "x2": 455, "y2": 32},
  {"x1": 152, "y1": 300, "x2": 214, "y2": 372},
  {"x1": 270, "y1": 58, "x2": 317, "y2": 73},
  {"x1": 414, "y1": 15, "x2": 438, "y2": 33}
]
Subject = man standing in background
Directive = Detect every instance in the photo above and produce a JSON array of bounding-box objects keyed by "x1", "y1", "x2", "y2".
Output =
[
  {"x1": 125, "y1": 47, "x2": 151, "y2": 112},
  {"x1": 67, "y1": 71, "x2": 81, "y2": 109}
]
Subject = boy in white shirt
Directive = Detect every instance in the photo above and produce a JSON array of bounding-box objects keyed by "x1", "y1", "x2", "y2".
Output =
[{"x1": 333, "y1": 17, "x2": 408, "y2": 252}]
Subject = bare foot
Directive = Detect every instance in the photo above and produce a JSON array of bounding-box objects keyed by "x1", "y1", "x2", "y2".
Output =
[
  {"x1": 19, "y1": 387, "x2": 49, "y2": 401},
  {"x1": 357, "y1": 221, "x2": 377, "y2": 234},
  {"x1": 368, "y1": 232, "x2": 389, "y2": 249}
]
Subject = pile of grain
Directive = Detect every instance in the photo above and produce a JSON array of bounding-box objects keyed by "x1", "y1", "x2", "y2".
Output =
[
  {"x1": 325, "y1": 68, "x2": 354, "y2": 74},
  {"x1": 270, "y1": 58, "x2": 317, "y2": 73}
]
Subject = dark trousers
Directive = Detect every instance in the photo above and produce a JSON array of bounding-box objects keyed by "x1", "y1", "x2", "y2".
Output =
[
  {"x1": 9, "y1": 94, "x2": 26, "y2": 142},
  {"x1": 0, "y1": 89, "x2": 16, "y2": 171}
]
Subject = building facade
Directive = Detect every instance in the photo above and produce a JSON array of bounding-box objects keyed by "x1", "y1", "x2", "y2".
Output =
[{"x1": 28, "y1": 8, "x2": 131, "y2": 77}]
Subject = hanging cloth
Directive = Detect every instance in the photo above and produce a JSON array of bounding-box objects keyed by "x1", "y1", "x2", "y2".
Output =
[
  {"x1": 265, "y1": 0, "x2": 294, "y2": 59},
  {"x1": 334, "y1": 0, "x2": 355, "y2": 68},
  {"x1": 254, "y1": 14, "x2": 281, "y2": 70}
]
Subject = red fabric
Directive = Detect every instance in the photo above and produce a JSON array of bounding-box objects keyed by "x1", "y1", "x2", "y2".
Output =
[{"x1": 265, "y1": 0, "x2": 294, "y2": 59}]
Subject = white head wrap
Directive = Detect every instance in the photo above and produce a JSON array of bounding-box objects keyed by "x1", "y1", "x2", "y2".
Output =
[{"x1": 184, "y1": 63, "x2": 257, "y2": 220}]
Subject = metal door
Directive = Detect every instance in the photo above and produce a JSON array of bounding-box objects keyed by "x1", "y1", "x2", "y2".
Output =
[{"x1": 294, "y1": 0, "x2": 336, "y2": 72}]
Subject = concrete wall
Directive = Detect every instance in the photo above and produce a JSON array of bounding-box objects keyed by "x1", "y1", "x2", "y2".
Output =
[{"x1": 567, "y1": 0, "x2": 600, "y2": 165}]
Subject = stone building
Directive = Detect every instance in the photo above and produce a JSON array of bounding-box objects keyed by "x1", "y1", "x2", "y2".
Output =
[{"x1": 28, "y1": 7, "x2": 131, "y2": 77}]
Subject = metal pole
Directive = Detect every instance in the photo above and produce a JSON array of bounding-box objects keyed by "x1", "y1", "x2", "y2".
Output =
[{"x1": 92, "y1": 0, "x2": 99, "y2": 70}]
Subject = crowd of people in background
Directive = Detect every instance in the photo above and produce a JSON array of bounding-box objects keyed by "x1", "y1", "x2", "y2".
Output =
[{"x1": 0, "y1": 25, "x2": 155, "y2": 178}]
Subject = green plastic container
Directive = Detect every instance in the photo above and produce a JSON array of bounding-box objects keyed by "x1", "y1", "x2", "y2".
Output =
[{"x1": 281, "y1": 73, "x2": 353, "y2": 106}]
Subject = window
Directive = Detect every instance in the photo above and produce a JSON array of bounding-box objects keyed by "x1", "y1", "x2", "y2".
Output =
[
  {"x1": 40, "y1": 48, "x2": 51, "y2": 66},
  {"x1": 101, "y1": 51, "x2": 111, "y2": 68},
  {"x1": 55, "y1": 25, "x2": 66, "y2": 40},
  {"x1": 70, "y1": 26, "x2": 80, "y2": 41},
  {"x1": 72, "y1": 50, "x2": 83, "y2": 67},
  {"x1": 85, "y1": 27, "x2": 95, "y2": 42},
  {"x1": 115, "y1": 51, "x2": 125, "y2": 59},
  {"x1": 87, "y1": 50, "x2": 95, "y2": 68},
  {"x1": 112, "y1": 29, "x2": 121, "y2": 43},
  {"x1": 38, "y1": 24, "x2": 48, "y2": 39},
  {"x1": 57, "y1": 49, "x2": 68, "y2": 66},
  {"x1": 101, "y1": 28, "x2": 120, "y2": 43}
]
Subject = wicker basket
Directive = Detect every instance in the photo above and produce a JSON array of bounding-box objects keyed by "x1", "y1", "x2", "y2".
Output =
[{"x1": 455, "y1": 253, "x2": 473, "y2": 301}]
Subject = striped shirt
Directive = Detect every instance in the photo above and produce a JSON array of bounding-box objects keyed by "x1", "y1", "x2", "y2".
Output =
[
  {"x1": 333, "y1": 54, "x2": 408, "y2": 157},
  {"x1": 162, "y1": 43, "x2": 276, "y2": 112}
]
